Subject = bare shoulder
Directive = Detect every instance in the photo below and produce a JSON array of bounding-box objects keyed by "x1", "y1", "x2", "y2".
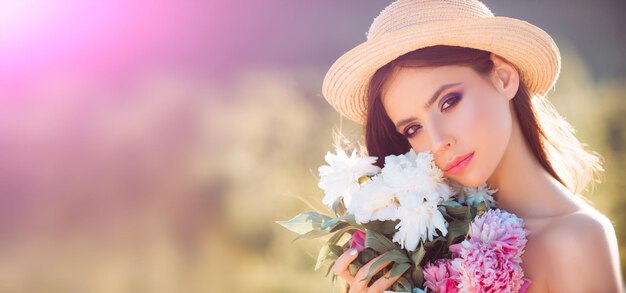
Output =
[{"x1": 538, "y1": 209, "x2": 623, "y2": 292}]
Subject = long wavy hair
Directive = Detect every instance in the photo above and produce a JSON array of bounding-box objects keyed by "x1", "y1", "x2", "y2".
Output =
[{"x1": 336, "y1": 45, "x2": 603, "y2": 196}]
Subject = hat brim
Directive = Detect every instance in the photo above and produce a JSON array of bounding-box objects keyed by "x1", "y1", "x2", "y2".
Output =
[{"x1": 322, "y1": 16, "x2": 561, "y2": 125}]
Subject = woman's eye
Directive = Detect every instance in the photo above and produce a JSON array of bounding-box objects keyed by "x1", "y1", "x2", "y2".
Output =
[
  {"x1": 403, "y1": 93, "x2": 461, "y2": 139},
  {"x1": 441, "y1": 93, "x2": 462, "y2": 112},
  {"x1": 403, "y1": 124, "x2": 421, "y2": 138}
]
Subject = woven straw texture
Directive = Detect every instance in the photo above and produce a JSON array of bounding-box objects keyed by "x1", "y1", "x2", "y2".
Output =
[{"x1": 322, "y1": 0, "x2": 561, "y2": 125}]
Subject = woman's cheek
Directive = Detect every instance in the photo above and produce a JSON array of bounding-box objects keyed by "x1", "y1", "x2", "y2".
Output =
[
  {"x1": 455, "y1": 97, "x2": 484, "y2": 139},
  {"x1": 451, "y1": 98, "x2": 494, "y2": 186}
]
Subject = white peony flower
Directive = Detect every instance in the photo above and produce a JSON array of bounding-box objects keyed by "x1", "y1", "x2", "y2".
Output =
[
  {"x1": 392, "y1": 191, "x2": 448, "y2": 251},
  {"x1": 318, "y1": 148, "x2": 381, "y2": 208},
  {"x1": 415, "y1": 151, "x2": 444, "y2": 181},
  {"x1": 346, "y1": 175, "x2": 399, "y2": 224},
  {"x1": 456, "y1": 182, "x2": 498, "y2": 208},
  {"x1": 381, "y1": 150, "x2": 453, "y2": 203}
]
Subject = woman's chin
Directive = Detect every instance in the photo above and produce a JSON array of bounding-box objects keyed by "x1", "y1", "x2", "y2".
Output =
[{"x1": 446, "y1": 172, "x2": 487, "y2": 188}]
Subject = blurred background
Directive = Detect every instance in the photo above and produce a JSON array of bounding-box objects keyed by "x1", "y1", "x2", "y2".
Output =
[{"x1": 0, "y1": 0, "x2": 624, "y2": 292}]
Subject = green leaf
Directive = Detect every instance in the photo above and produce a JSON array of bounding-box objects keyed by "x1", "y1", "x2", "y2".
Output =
[
  {"x1": 315, "y1": 244, "x2": 331, "y2": 271},
  {"x1": 275, "y1": 211, "x2": 331, "y2": 235},
  {"x1": 477, "y1": 201, "x2": 488, "y2": 216},
  {"x1": 328, "y1": 244, "x2": 344, "y2": 258},
  {"x1": 361, "y1": 249, "x2": 410, "y2": 281},
  {"x1": 410, "y1": 244, "x2": 426, "y2": 265},
  {"x1": 444, "y1": 205, "x2": 472, "y2": 221},
  {"x1": 446, "y1": 219, "x2": 470, "y2": 245},
  {"x1": 411, "y1": 266, "x2": 424, "y2": 288},
  {"x1": 329, "y1": 221, "x2": 350, "y2": 233},
  {"x1": 318, "y1": 238, "x2": 348, "y2": 273},
  {"x1": 292, "y1": 229, "x2": 330, "y2": 242},
  {"x1": 390, "y1": 262, "x2": 411, "y2": 278},
  {"x1": 365, "y1": 229, "x2": 398, "y2": 253},
  {"x1": 357, "y1": 248, "x2": 378, "y2": 266},
  {"x1": 315, "y1": 244, "x2": 343, "y2": 273},
  {"x1": 348, "y1": 263, "x2": 359, "y2": 276},
  {"x1": 321, "y1": 216, "x2": 342, "y2": 231},
  {"x1": 331, "y1": 198, "x2": 347, "y2": 216},
  {"x1": 423, "y1": 237, "x2": 447, "y2": 262},
  {"x1": 438, "y1": 206, "x2": 447, "y2": 216},
  {"x1": 327, "y1": 226, "x2": 354, "y2": 246},
  {"x1": 424, "y1": 236, "x2": 445, "y2": 249},
  {"x1": 362, "y1": 220, "x2": 400, "y2": 235},
  {"x1": 321, "y1": 214, "x2": 361, "y2": 231},
  {"x1": 392, "y1": 276, "x2": 413, "y2": 292},
  {"x1": 325, "y1": 260, "x2": 336, "y2": 277},
  {"x1": 439, "y1": 200, "x2": 462, "y2": 207}
]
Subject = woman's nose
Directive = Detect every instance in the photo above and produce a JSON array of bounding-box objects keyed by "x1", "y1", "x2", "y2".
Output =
[{"x1": 428, "y1": 127, "x2": 455, "y2": 154}]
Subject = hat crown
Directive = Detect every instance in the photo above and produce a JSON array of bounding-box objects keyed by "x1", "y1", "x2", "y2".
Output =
[{"x1": 367, "y1": 0, "x2": 495, "y2": 40}]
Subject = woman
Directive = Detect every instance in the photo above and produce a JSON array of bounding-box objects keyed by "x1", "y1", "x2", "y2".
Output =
[{"x1": 321, "y1": 0, "x2": 623, "y2": 292}]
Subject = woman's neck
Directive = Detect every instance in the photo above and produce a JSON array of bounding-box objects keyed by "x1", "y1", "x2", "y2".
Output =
[{"x1": 485, "y1": 107, "x2": 579, "y2": 219}]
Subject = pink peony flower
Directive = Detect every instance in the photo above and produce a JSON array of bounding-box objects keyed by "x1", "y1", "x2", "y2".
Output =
[
  {"x1": 455, "y1": 244, "x2": 526, "y2": 292},
  {"x1": 349, "y1": 230, "x2": 366, "y2": 252},
  {"x1": 519, "y1": 277, "x2": 532, "y2": 293},
  {"x1": 447, "y1": 209, "x2": 531, "y2": 292},
  {"x1": 467, "y1": 209, "x2": 528, "y2": 256},
  {"x1": 424, "y1": 258, "x2": 461, "y2": 293}
]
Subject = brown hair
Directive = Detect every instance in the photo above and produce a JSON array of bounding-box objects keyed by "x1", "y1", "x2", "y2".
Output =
[{"x1": 360, "y1": 45, "x2": 603, "y2": 195}]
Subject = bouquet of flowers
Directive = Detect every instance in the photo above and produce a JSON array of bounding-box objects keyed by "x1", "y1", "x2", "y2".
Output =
[{"x1": 277, "y1": 148, "x2": 531, "y2": 293}]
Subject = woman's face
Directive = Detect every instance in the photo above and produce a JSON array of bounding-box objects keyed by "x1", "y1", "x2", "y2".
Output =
[{"x1": 380, "y1": 55, "x2": 519, "y2": 187}]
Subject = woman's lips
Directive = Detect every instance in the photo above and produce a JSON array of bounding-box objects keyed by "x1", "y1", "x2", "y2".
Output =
[{"x1": 445, "y1": 152, "x2": 474, "y2": 175}]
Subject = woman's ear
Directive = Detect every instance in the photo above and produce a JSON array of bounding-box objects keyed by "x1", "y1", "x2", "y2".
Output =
[{"x1": 489, "y1": 53, "x2": 520, "y2": 101}]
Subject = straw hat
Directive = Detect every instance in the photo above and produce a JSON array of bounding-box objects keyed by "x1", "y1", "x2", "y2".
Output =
[{"x1": 322, "y1": 0, "x2": 561, "y2": 125}]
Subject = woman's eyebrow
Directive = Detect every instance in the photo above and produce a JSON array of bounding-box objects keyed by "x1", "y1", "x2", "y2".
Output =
[{"x1": 394, "y1": 82, "x2": 462, "y2": 130}]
